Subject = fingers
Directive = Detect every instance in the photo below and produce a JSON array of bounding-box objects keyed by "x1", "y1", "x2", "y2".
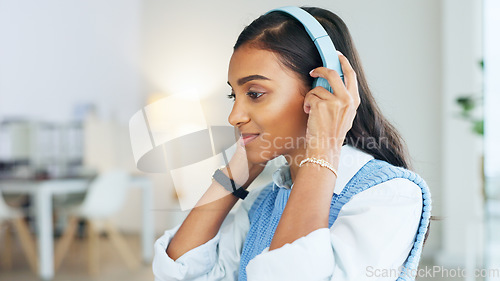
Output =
[
  {"x1": 337, "y1": 52, "x2": 358, "y2": 95},
  {"x1": 309, "y1": 52, "x2": 360, "y2": 106},
  {"x1": 310, "y1": 67, "x2": 346, "y2": 99},
  {"x1": 303, "y1": 86, "x2": 336, "y2": 114}
]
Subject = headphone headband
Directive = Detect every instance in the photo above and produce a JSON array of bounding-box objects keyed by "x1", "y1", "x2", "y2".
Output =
[{"x1": 266, "y1": 6, "x2": 344, "y2": 91}]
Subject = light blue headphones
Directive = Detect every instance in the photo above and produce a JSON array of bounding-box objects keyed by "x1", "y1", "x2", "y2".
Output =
[{"x1": 266, "y1": 6, "x2": 344, "y2": 93}]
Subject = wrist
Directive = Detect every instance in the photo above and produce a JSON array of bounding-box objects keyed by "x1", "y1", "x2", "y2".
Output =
[
  {"x1": 222, "y1": 161, "x2": 265, "y2": 189},
  {"x1": 299, "y1": 157, "x2": 338, "y2": 178},
  {"x1": 212, "y1": 168, "x2": 249, "y2": 200},
  {"x1": 220, "y1": 166, "x2": 244, "y2": 187},
  {"x1": 305, "y1": 147, "x2": 341, "y2": 168}
]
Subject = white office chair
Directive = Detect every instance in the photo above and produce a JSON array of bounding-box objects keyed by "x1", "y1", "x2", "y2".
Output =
[
  {"x1": 0, "y1": 194, "x2": 38, "y2": 272},
  {"x1": 54, "y1": 169, "x2": 140, "y2": 275}
]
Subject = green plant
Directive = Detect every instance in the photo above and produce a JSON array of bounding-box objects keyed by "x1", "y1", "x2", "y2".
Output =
[
  {"x1": 456, "y1": 95, "x2": 484, "y2": 135},
  {"x1": 455, "y1": 59, "x2": 484, "y2": 136}
]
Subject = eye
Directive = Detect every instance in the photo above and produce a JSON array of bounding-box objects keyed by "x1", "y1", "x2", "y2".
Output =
[
  {"x1": 227, "y1": 91, "x2": 264, "y2": 101},
  {"x1": 246, "y1": 92, "x2": 264, "y2": 100}
]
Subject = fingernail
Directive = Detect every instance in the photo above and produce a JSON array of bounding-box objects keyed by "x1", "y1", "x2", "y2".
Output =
[
  {"x1": 337, "y1": 50, "x2": 343, "y2": 56},
  {"x1": 309, "y1": 69, "x2": 314, "y2": 76}
]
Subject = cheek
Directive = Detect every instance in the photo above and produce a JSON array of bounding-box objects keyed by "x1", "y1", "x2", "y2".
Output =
[{"x1": 263, "y1": 95, "x2": 308, "y2": 148}]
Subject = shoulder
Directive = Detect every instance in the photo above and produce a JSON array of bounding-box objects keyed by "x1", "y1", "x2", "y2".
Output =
[
  {"x1": 339, "y1": 160, "x2": 424, "y2": 221},
  {"x1": 335, "y1": 145, "x2": 426, "y2": 197},
  {"x1": 333, "y1": 152, "x2": 428, "y2": 221},
  {"x1": 350, "y1": 177, "x2": 423, "y2": 206},
  {"x1": 351, "y1": 159, "x2": 424, "y2": 202}
]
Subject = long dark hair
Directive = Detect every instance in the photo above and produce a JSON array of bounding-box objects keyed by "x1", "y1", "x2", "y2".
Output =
[{"x1": 234, "y1": 6, "x2": 413, "y2": 170}]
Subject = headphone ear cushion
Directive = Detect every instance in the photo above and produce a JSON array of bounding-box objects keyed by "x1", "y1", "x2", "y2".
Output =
[{"x1": 312, "y1": 77, "x2": 333, "y2": 94}]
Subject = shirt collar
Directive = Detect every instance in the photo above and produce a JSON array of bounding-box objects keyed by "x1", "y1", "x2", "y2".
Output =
[
  {"x1": 271, "y1": 144, "x2": 375, "y2": 194},
  {"x1": 272, "y1": 162, "x2": 293, "y2": 189}
]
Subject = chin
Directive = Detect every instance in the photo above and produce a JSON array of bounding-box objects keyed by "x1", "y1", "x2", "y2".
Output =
[{"x1": 245, "y1": 149, "x2": 281, "y2": 166}]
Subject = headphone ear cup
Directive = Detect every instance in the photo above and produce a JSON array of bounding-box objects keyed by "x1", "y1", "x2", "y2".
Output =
[{"x1": 312, "y1": 77, "x2": 333, "y2": 94}]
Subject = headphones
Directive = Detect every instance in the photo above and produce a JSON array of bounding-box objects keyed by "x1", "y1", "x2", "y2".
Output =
[{"x1": 266, "y1": 6, "x2": 344, "y2": 93}]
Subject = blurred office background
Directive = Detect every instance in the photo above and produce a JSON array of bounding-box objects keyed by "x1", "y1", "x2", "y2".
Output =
[{"x1": 0, "y1": 0, "x2": 499, "y2": 280}]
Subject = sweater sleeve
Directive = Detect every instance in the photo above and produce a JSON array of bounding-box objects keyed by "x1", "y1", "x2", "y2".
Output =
[
  {"x1": 245, "y1": 178, "x2": 423, "y2": 281},
  {"x1": 152, "y1": 183, "x2": 268, "y2": 281}
]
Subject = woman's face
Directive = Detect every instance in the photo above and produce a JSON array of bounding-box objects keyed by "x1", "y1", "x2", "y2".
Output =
[{"x1": 227, "y1": 44, "x2": 310, "y2": 164}]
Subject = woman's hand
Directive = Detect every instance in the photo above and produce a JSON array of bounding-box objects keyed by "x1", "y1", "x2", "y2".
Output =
[{"x1": 303, "y1": 52, "x2": 360, "y2": 162}]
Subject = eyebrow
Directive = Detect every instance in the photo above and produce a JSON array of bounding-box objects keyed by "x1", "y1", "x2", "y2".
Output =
[{"x1": 227, "y1": 75, "x2": 271, "y2": 87}]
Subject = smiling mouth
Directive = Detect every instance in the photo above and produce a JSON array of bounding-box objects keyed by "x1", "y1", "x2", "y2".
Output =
[{"x1": 242, "y1": 134, "x2": 260, "y2": 145}]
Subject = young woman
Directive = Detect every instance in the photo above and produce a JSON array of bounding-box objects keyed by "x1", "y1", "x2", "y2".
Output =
[{"x1": 153, "y1": 6, "x2": 431, "y2": 281}]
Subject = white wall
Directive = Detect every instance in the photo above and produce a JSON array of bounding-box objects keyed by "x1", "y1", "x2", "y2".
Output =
[
  {"x1": 0, "y1": 0, "x2": 143, "y2": 123},
  {"x1": 438, "y1": 0, "x2": 485, "y2": 266},
  {"x1": 484, "y1": 0, "x2": 500, "y2": 178}
]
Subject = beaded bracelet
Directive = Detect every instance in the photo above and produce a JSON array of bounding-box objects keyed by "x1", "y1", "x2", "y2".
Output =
[{"x1": 299, "y1": 157, "x2": 338, "y2": 177}]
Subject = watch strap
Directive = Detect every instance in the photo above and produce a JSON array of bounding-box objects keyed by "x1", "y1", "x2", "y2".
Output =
[{"x1": 212, "y1": 168, "x2": 249, "y2": 200}]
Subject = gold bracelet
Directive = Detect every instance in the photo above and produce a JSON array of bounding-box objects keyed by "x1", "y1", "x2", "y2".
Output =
[{"x1": 299, "y1": 157, "x2": 338, "y2": 177}]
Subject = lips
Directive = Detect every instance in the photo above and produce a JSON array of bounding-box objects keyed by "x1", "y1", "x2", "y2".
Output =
[{"x1": 241, "y1": 133, "x2": 260, "y2": 145}]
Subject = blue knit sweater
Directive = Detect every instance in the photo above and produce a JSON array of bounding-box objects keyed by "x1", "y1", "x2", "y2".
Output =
[{"x1": 238, "y1": 159, "x2": 432, "y2": 281}]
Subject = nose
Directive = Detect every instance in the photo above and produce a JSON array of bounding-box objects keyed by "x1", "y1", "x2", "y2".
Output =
[{"x1": 228, "y1": 99, "x2": 250, "y2": 128}]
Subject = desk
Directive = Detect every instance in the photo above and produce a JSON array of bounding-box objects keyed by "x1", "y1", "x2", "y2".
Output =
[{"x1": 0, "y1": 175, "x2": 154, "y2": 280}]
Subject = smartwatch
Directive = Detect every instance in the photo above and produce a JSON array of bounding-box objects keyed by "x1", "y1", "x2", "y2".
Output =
[{"x1": 212, "y1": 168, "x2": 249, "y2": 200}]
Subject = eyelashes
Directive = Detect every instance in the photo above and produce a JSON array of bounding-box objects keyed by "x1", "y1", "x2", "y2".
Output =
[
  {"x1": 227, "y1": 92, "x2": 264, "y2": 101},
  {"x1": 247, "y1": 92, "x2": 264, "y2": 99}
]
